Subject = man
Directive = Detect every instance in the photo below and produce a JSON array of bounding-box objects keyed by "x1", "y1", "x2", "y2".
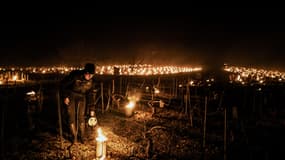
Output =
[
  {"x1": 60, "y1": 63, "x2": 98, "y2": 144},
  {"x1": 24, "y1": 88, "x2": 42, "y2": 134}
]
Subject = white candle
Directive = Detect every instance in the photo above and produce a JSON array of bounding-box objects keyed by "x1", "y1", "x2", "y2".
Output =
[
  {"x1": 96, "y1": 128, "x2": 107, "y2": 160},
  {"x1": 125, "y1": 100, "x2": 135, "y2": 117}
]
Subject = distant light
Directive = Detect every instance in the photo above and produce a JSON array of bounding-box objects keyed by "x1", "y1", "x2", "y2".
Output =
[
  {"x1": 126, "y1": 101, "x2": 135, "y2": 109},
  {"x1": 154, "y1": 87, "x2": 160, "y2": 94},
  {"x1": 145, "y1": 86, "x2": 150, "y2": 92},
  {"x1": 26, "y1": 90, "x2": 36, "y2": 95},
  {"x1": 12, "y1": 75, "x2": 17, "y2": 81}
]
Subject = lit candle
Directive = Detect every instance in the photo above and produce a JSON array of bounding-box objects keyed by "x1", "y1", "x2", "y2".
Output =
[
  {"x1": 125, "y1": 100, "x2": 135, "y2": 117},
  {"x1": 13, "y1": 75, "x2": 17, "y2": 85},
  {"x1": 96, "y1": 128, "x2": 107, "y2": 160}
]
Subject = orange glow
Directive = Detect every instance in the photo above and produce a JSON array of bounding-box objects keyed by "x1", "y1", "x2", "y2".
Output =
[
  {"x1": 12, "y1": 75, "x2": 17, "y2": 81},
  {"x1": 126, "y1": 101, "x2": 135, "y2": 109},
  {"x1": 154, "y1": 87, "x2": 160, "y2": 94},
  {"x1": 96, "y1": 128, "x2": 107, "y2": 142},
  {"x1": 224, "y1": 65, "x2": 285, "y2": 83},
  {"x1": 96, "y1": 127, "x2": 107, "y2": 160}
]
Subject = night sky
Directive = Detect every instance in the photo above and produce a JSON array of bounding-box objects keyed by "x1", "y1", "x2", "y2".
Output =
[{"x1": 1, "y1": 7, "x2": 285, "y2": 70}]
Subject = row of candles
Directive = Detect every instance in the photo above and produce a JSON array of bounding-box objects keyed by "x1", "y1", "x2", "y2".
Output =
[
  {"x1": 1, "y1": 64, "x2": 285, "y2": 85},
  {"x1": 2, "y1": 64, "x2": 284, "y2": 77},
  {"x1": 0, "y1": 64, "x2": 202, "y2": 85},
  {"x1": 98, "y1": 64, "x2": 202, "y2": 75},
  {"x1": 224, "y1": 65, "x2": 285, "y2": 84},
  {"x1": 0, "y1": 64, "x2": 202, "y2": 76}
]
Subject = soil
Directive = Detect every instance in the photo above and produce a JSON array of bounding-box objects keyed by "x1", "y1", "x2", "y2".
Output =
[{"x1": 2, "y1": 77, "x2": 285, "y2": 160}]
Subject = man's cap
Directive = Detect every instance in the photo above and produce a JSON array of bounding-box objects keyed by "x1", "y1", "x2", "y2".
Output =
[{"x1": 84, "y1": 63, "x2": 95, "y2": 74}]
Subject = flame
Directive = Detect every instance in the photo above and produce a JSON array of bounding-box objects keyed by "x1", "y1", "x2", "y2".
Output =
[
  {"x1": 126, "y1": 100, "x2": 135, "y2": 109},
  {"x1": 26, "y1": 90, "x2": 36, "y2": 95},
  {"x1": 12, "y1": 75, "x2": 17, "y2": 81},
  {"x1": 96, "y1": 128, "x2": 107, "y2": 142},
  {"x1": 154, "y1": 87, "x2": 160, "y2": 94}
]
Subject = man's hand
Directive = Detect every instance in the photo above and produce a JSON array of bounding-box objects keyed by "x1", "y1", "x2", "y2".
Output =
[{"x1": 64, "y1": 97, "x2": 70, "y2": 105}]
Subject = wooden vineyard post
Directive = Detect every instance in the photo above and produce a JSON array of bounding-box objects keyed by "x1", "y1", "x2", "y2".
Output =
[
  {"x1": 172, "y1": 78, "x2": 175, "y2": 97},
  {"x1": 187, "y1": 82, "x2": 193, "y2": 127},
  {"x1": 56, "y1": 89, "x2": 63, "y2": 149},
  {"x1": 224, "y1": 107, "x2": 227, "y2": 160},
  {"x1": 101, "y1": 82, "x2": 104, "y2": 114},
  {"x1": 1, "y1": 95, "x2": 7, "y2": 158},
  {"x1": 202, "y1": 96, "x2": 208, "y2": 152},
  {"x1": 173, "y1": 78, "x2": 177, "y2": 98},
  {"x1": 112, "y1": 79, "x2": 115, "y2": 94},
  {"x1": 105, "y1": 85, "x2": 111, "y2": 111},
  {"x1": 185, "y1": 84, "x2": 188, "y2": 115},
  {"x1": 119, "y1": 76, "x2": 122, "y2": 95},
  {"x1": 125, "y1": 83, "x2": 129, "y2": 97}
]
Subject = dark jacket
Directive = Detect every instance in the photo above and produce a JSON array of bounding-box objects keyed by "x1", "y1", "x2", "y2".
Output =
[{"x1": 60, "y1": 70, "x2": 98, "y2": 110}]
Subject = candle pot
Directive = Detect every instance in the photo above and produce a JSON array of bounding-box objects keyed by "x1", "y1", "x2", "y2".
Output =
[
  {"x1": 125, "y1": 107, "x2": 134, "y2": 117},
  {"x1": 96, "y1": 139, "x2": 107, "y2": 159}
]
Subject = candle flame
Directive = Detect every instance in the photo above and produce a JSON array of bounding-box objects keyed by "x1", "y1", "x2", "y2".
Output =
[
  {"x1": 26, "y1": 90, "x2": 36, "y2": 95},
  {"x1": 154, "y1": 87, "x2": 160, "y2": 94},
  {"x1": 96, "y1": 128, "x2": 107, "y2": 142},
  {"x1": 126, "y1": 101, "x2": 135, "y2": 109},
  {"x1": 12, "y1": 75, "x2": 17, "y2": 81}
]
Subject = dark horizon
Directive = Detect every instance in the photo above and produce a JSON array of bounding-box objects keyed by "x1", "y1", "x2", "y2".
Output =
[{"x1": 1, "y1": 7, "x2": 285, "y2": 71}]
